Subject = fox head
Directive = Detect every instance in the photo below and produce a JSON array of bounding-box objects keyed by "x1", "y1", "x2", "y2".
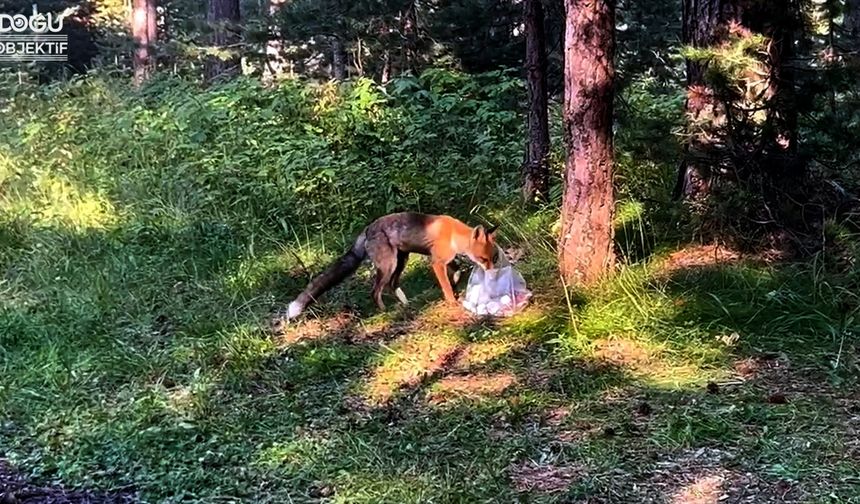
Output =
[{"x1": 468, "y1": 224, "x2": 498, "y2": 270}]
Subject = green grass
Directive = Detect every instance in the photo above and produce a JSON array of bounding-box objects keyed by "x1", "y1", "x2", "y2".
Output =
[
  {"x1": 2, "y1": 207, "x2": 859, "y2": 502},
  {"x1": 1, "y1": 74, "x2": 860, "y2": 503}
]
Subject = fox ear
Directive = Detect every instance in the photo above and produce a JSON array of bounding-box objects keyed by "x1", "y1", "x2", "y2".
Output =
[
  {"x1": 473, "y1": 225, "x2": 485, "y2": 241},
  {"x1": 486, "y1": 224, "x2": 498, "y2": 238}
]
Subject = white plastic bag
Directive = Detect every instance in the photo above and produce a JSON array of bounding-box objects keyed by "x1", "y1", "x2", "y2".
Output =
[{"x1": 461, "y1": 247, "x2": 532, "y2": 317}]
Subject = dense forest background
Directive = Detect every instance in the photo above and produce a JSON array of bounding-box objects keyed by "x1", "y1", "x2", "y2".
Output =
[
  {"x1": 2, "y1": 0, "x2": 860, "y2": 502},
  {"x1": 6, "y1": 0, "x2": 858, "y2": 250}
]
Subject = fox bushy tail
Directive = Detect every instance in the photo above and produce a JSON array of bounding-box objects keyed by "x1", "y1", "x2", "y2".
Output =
[{"x1": 285, "y1": 232, "x2": 367, "y2": 319}]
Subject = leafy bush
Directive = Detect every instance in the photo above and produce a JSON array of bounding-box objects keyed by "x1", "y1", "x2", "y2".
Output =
[{"x1": 0, "y1": 68, "x2": 523, "y2": 241}]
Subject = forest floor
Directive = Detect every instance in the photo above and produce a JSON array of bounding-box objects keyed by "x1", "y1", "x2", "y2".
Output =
[{"x1": 2, "y1": 232, "x2": 860, "y2": 503}]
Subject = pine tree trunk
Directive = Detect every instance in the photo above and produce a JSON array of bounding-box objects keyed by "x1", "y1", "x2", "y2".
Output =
[
  {"x1": 331, "y1": 36, "x2": 347, "y2": 80},
  {"x1": 402, "y1": 1, "x2": 418, "y2": 74},
  {"x1": 763, "y1": 1, "x2": 799, "y2": 162},
  {"x1": 264, "y1": 0, "x2": 287, "y2": 82},
  {"x1": 381, "y1": 49, "x2": 391, "y2": 83},
  {"x1": 847, "y1": 0, "x2": 860, "y2": 43},
  {"x1": 675, "y1": 0, "x2": 739, "y2": 199},
  {"x1": 205, "y1": 0, "x2": 241, "y2": 82},
  {"x1": 523, "y1": 0, "x2": 550, "y2": 203},
  {"x1": 558, "y1": 0, "x2": 616, "y2": 285},
  {"x1": 132, "y1": 0, "x2": 156, "y2": 86}
]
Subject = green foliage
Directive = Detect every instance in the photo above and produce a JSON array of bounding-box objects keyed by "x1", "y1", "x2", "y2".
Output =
[
  {"x1": 0, "y1": 68, "x2": 522, "y2": 237},
  {"x1": 682, "y1": 33, "x2": 770, "y2": 93}
]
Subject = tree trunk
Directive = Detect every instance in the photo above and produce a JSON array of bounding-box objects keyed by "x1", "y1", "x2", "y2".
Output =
[
  {"x1": 523, "y1": 0, "x2": 550, "y2": 203},
  {"x1": 132, "y1": 0, "x2": 157, "y2": 86},
  {"x1": 381, "y1": 49, "x2": 391, "y2": 83},
  {"x1": 205, "y1": 0, "x2": 241, "y2": 82},
  {"x1": 331, "y1": 36, "x2": 347, "y2": 80},
  {"x1": 762, "y1": 1, "x2": 799, "y2": 163},
  {"x1": 677, "y1": 0, "x2": 806, "y2": 250},
  {"x1": 264, "y1": 0, "x2": 288, "y2": 82},
  {"x1": 847, "y1": 0, "x2": 860, "y2": 43},
  {"x1": 402, "y1": 1, "x2": 419, "y2": 74},
  {"x1": 675, "y1": 0, "x2": 738, "y2": 199},
  {"x1": 558, "y1": 0, "x2": 616, "y2": 285}
]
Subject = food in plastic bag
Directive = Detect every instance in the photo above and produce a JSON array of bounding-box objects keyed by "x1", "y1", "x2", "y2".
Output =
[{"x1": 461, "y1": 246, "x2": 532, "y2": 317}]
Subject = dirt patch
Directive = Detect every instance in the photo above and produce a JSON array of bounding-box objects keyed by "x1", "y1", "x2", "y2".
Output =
[
  {"x1": 645, "y1": 448, "x2": 804, "y2": 503},
  {"x1": 732, "y1": 354, "x2": 788, "y2": 381},
  {"x1": 508, "y1": 460, "x2": 583, "y2": 494},
  {"x1": 427, "y1": 372, "x2": 516, "y2": 404},
  {"x1": 659, "y1": 244, "x2": 741, "y2": 276},
  {"x1": 273, "y1": 311, "x2": 358, "y2": 345},
  {"x1": 593, "y1": 338, "x2": 652, "y2": 367},
  {"x1": 0, "y1": 460, "x2": 135, "y2": 504},
  {"x1": 669, "y1": 473, "x2": 725, "y2": 504},
  {"x1": 542, "y1": 406, "x2": 571, "y2": 428},
  {"x1": 729, "y1": 353, "x2": 839, "y2": 398}
]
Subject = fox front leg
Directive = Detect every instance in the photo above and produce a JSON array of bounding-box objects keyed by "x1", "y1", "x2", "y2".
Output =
[{"x1": 431, "y1": 261, "x2": 458, "y2": 304}]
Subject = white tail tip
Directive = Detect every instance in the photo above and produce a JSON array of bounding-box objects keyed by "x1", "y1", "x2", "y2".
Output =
[{"x1": 286, "y1": 300, "x2": 303, "y2": 319}]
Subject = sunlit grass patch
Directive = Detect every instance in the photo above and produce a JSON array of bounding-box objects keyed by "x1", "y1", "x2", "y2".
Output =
[
  {"x1": 362, "y1": 331, "x2": 463, "y2": 405},
  {"x1": 275, "y1": 312, "x2": 358, "y2": 346},
  {"x1": 550, "y1": 262, "x2": 732, "y2": 387},
  {"x1": 451, "y1": 339, "x2": 522, "y2": 369},
  {"x1": 426, "y1": 372, "x2": 517, "y2": 405},
  {"x1": 4, "y1": 173, "x2": 121, "y2": 232}
]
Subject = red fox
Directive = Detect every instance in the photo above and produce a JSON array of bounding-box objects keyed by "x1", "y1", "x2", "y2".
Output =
[{"x1": 283, "y1": 212, "x2": 498, "y2": 320}]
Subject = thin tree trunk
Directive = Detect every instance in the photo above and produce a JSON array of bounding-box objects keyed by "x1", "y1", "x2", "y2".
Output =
[
  {"x1": 402, "y1": 1, "x2": 418, "y2": 74},
  {"x1": 205, "y1": 0, "x2": 241, "y2": 82},
  {"x1": 558, "y1": 0, "x2": 616, "y2": 285},
  {"x1": 331, "y1": 36, "x2": 347, "y2": 80},
  {"x1": 264, "y1": 0, "x2": 288, "y2": 82},
  {"x1": 523, "y1": 0, "x2": 550, "y2": 203},
  {"x1": 381, "y1": 49, "x2": 391, "y2": 83},
  {"x1": 354, "y1": 37, "x2": 364, "y2": 77},
  {"x1": 132, "y1": 0, "x2": 156, "y2": 86}
]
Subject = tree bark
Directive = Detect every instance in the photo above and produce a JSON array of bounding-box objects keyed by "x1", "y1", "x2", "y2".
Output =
[
  {"x1": 331, "y1": 36, "x2": 347, "y2": 80},
  {"x1": 762, "y1": 1, "x2": 799, "y2": 162},
  {"x1": 264, "y1": 0, "x2": 288, "y2": 82},
  {"x1": 558, "y1": 0, "x2": 616, "y2": 285},
  {"x1": 205, "y1": 0, "x2": 241, "y2": 82},
  {"x1": 132, "y1": 0, "x2": 157, "y2": 86},
  {"x1": 381, "y1": 49, "x2": 391, "y2": 83},
  {"x1": 401, "y1": 0, "x2": 419, "y2": 74},
  {"x1": 523, "y1": 0, "x2": 550, "y2": 203},
  {"x1": 847, "y1": 0, "x2": 860, "y2": 43},
  {"x1": 675, "y1": 0, "x2": 739, "y2": 199}
]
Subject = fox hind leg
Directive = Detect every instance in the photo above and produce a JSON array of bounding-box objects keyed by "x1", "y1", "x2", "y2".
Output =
[
  {"x1": 447, "y1": 263, "x2": 463, "y2": 288},
  {"x1": 367, "y1": 240, "x2": 397, "y2": 310},
  {"x1": 390, "y1": 251, "x2": 410, "y2": 305}
]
